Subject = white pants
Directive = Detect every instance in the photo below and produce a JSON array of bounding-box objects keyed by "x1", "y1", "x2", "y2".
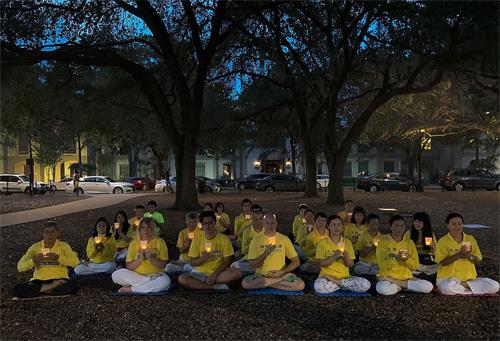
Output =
[
  {"x1": 314, "y1": 276, "x2": 371, "y2": 293},
  {"x1": 376, "y1": 278, "x2": 433, "y2": 295},
  {"x1": 230, "y1": 259, "x2": 255, "y2": 273},
  {"x1": 115, "y1": 249, "x2": 128, "y2": 260},
  {"x1": 353, "y1": 261, "x2": 379, "y2": 276},
  {"x1": 74, "y1": 261, "x2": 117, "y2": 275},
  {"x1": 111, "y1": 268, "x2": 170, "y2": 293},
  {"x1": 165, "y1": 260, "x2": 194, "y2": 273},
  {"x1": 437, "y1": 277, "x2": 500, "y2": 295}
]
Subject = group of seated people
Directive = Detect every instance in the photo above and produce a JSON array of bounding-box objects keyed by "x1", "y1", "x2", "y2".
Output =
[{"x1": 12, "y1": 198, "x2": 499, "y2": 298}]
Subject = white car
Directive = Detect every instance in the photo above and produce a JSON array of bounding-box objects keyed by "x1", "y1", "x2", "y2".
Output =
[
  {"x1": 65, "y1": 176, "x2": 134, "y2": 194},
  {"x1": 0, "y1": 174, "x2": 48, "y2": 194},
  {"x1": 317, "y1": 175, "x2": 329, "y2": 191},
  {"x1": 49, "y1": 177, "x2": 73, "y2": 191},
  {"x1": 155, "y1": 177, "x2": 176, "y2": 193}
]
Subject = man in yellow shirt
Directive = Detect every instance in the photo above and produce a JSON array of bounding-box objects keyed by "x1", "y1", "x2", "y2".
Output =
[
  {"x1": 242, "y1": 213, "x2": 305, "y2": 291},
  {"x1": 112, "y1": 218, "x2": 170, "y2": 293},
  {"x1": 166, "y1": 211, "x2": 201, "y2": 273},
  {"x1": 337, "y1": 200, "x2": 355, "y2": 225},
  {"x1": 230, "y1": 208, "x2": 265, "y2": 273},
  {"x1": 436, "y1": 213, "x2": 499, "y2": 295},
  {"x1": 233, "y1": 198, "x2": 254, "y2": 247},
  {"x1": 178, "y1": 211, "x2": 242, "y2": 290},
  {"x1": 353, "y1": 213, "x2": 382, "y2": 275},
  {"x1": 376, "y1": 215, "x2": 433, "y2": 295},
  {"x1": 13, "y1": 221, "x2": 80, "y2": 298}
]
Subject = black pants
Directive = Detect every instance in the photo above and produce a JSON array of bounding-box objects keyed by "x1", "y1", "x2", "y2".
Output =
[{"x1": 12, "y1": 278, "x2": 79, "y2": 298}]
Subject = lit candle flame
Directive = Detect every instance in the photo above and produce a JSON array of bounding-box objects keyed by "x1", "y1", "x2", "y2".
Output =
[
  {"x1": 462, "y1": 241, "x2": 472, "y2": 251},
  {"x1": 41, "y1": 248, "x2": 50, "y2": 256},
  {"x1": 94, "y1": 236, "x2": 103, "y2": 244},
  {"x1": 197, "y1": 222, "x2": 202, "y2": 229},
  {"x1": 373, "y1": 239, "x2": 379, "y2": 247},
  {"x1": 114, "y1": 222, "x2": 120, "y2": 230},
  {"x1": 337, "y1": 242, "x2": 345, "y2": 253},
  {"x1": 245, "y1": 215, "x2": 251, "y2": 220},
  {"x1": 204, "y1": 242, "x2": 212, "y2": 253},
  {"x1": 140, "y1": 240, "x2": 148, "y2": 250},
  {"x1": 301, "y1": 218, "x2": 306, "y2": 224},
  {"x1": 399, "y1": 248, "x2": 409, "y2": 259},
  {"x1": 424, "y1": 237, "x2": 433, "y2": 246},
  {"x1": 268, "y1": 236, "x2": 276, "y2": 246}
]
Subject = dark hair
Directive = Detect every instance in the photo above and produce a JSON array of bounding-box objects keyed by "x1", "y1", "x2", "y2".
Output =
[
  {"x1": 202, "y1": 202, "x2": 213, "y2": 211},
  {"x1": 344, "y1": 200, "x2": 354, "y2": 204},
  {"x1": 135, "y1": 205, "x2": 145, "y2": 210},
  {"x1": 327, "y1": 214, "x2": 343, "y2": 226},
  {"x1": 93, "y1": 217, "x2": 112, "y2": 237},
  {"x1": 410, "y1": 212, "x2": 433, "y2": 251},
  {"x1": 147, "y1": 200, "x2": 157, "y2": 207},
  {"x1": 199, "y1": 211, "x2": 216, "y2": 223},
  {"x1": 304, "y1": 209, "x2": 314, "y2": 217},
  {"x1": 251, "y1": 204, "x2": 262, "y2": 211},
  {"x1": 44, "y1": 220, "x2": 59, "y2": 230},
  {"x1": 298, "y1": 203, "x2": 309, "y2": 211},
  {"x1": 114, "y1": 211, "x2": 130, "y2": 240},
  {"x1": 215, "y1": 202, "x2": 225, "y2": 212},
  {"x1": 389, "y1": 214, "x2": 405, "y2": 226},
  {"x1": 252, "y1": 208, "x2": 264, "y2": 216},
  {"x1": 366, "y1": 213, "x2": 380, "y2": 223},
  {"x1": 445, "y1": 213, "x2": 464, "y2": 224},
  {"x1": 350, "y1": 206, "x2": 366, "y2": 224},
  {"x1": 241, "y1": 198, "x2": 252, "y2": 206},
  {"x1": 315, "y1": 212, "x2": 327, "y2": 220}
]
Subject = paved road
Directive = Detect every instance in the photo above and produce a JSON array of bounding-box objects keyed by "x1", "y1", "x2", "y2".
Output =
[{"x1": 0, "y1": 193, "x2": 153, "y2": 227}]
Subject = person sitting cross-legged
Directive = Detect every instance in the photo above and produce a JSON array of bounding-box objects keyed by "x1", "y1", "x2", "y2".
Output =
[
  {"x1": 165, "y1": 211, "x2": 201, "y2": 273},
  {"x1": 178, "y1": 211, "x2": 242, "y2": 290},
  {"x1": 300, "y1": 212, "x2": 329, "y2": 273},
  {"x1": 313, "y1": 215, "x2": 371, "y2": 294},
  {"x1": 353, "y1": 213, "x2": 382, "y2": 276},
  {"x1": 435, "y1": 213, "x2": 499, "y2": 295},
  {"x1": 230, "y1": 208, "x2": 265, "y2": 273},
  {"x1": 111, "y1": 218, "x2": 170, "y2": 293},
  {"x1": 12, "y1": 221, "x2": 80, "y2": 298},
  {"x1": 242, "y1": 213, "x2": 305, "y2": 292},
  {"x1": 375, "y1": 215, "x2": 433, "y2": 296}
]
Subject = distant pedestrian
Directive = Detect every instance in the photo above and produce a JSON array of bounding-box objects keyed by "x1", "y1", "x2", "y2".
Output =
[{"x1": 73, "y1": 170, "x2": 80, "y2": 195}]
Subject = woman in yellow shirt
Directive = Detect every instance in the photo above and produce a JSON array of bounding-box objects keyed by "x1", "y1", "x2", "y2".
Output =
[
  {"x1": 111, "y1": 218, "x2": 170, "y2": 293},
  {"x1": 113, "y1": 211, "x2": 133, "y2": 261},
  {"x1": 343, "y1": 206, "x2": 367, "y2": 245},
  {"x1": 436, "y1": 213, "x2": 499, "y2": 295},
  {"x1": 292, "y1": 203, "x2": 309, "y2": 241},
  {"x1": 300, "y1": 212, "x2": 329, "y2": 273},
  {"x1": 294, "y1": 209, "x2": 315, "y2": 261},
  {"x1": 405, "y1": 212, "x2": 439, "y2": 275},
  {"x1": 353, "y1": 213, "x2": 382, "y2": 276},
  {"x1": 376, "y1": 215, "x2": 433, "y2": 295},
  {"x1": 74, "y1": 217, "x2": 117, "y2": 275},
  {"x1": 215, "y1": 202, "x2": 231, "y2": 235},
  {"x1": 313, "y1": 215, "x2": 371, "y2": 294},
  {"x1": 13, "y1": 221, "x2": 79, "y2": 298}
]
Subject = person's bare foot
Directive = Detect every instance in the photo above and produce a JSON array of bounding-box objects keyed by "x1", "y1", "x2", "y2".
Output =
[{"x1": 118, "y1": 286, "x2": 133, "y2": 293}]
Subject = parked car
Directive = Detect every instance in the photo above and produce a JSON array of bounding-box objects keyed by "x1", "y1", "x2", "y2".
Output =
[
  {"x1": 255, "y1": 174, "x2": 306, "y2": 192},
  {"x1": 49, "y1": 177, "x2": 73, "y2": 192},
  {"x1": 125, "y1": 177, "x2": 156, "y2": 191},
  {"x1": 65, "y1": 176, "x2": 134, "y2": 194},
  {"x1": 317, "y1": 174, "x2": 329, "y2": 191},
  {"x1": 235, "y1": 173, "x2": 273, "y2": 190},
  {"x1": 439, "y1": 169, "x2": 500, "y2": 191},
  {"x1": 0, "y1": 174, "x2": 48, "y2": 195},
  {"x1": 357, "y1": 172, "x2": 421, "y2": 192},
  {"x1": 155, "y1": 176, "x2": 215, "y2": 193},
  {"x1": 196, "y1": 176, "x2": 215, "y2": 193}
]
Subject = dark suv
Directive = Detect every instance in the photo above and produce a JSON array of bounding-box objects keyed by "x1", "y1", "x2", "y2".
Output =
[
  {"x1": 357, "y1": 172, "x2": 421, "y2": 192},
  {"x1": 255, "y1": 174, "x2": 306, "y2": 192},
  {"x1": 235, "y1": 173, "x2": 272, "y2": 189},
  {"x1": 439, "y1": 169, "x2": 500, "y2": 191}
]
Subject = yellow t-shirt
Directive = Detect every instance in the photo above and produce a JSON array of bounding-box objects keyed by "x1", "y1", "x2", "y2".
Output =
[
  {"x1": 17, "y1": 240, "x2": 79, "y2": 281},
  {"x1": 355, "y1": 231, "x2": 382, "y2": 264},
  {"x1": 403, "y1": 230, "x2": 438, "y2": 256},
  {"x1": 337, "y1": 210, "x2": 351, "y2": 225},
  {"x1": 292, "y1": 215, "x2": 304, "y2": 238},
  {"x1": 128, "y1": 216, "x2": 142, "y2": 239},
  {"x1": 344, "y1": 223, "x2": 367, "y2": 243},
  {"x1": 435, "y1": 233, "x2": 482, "y2": 281},
  {"x1": 241, "y1": 225, "x2": 264, "y2": 256},
  {"x1": 304, "y1": 226, "x2": 329, "y2": 259},
  {"x1": 376, "y1": 235, "x2": 419, "y2": 280},
  {"x1": 188, "y1": 232, "x2": 234, "y2": 275},
  {"x1": 86, "y1": 236, "x2": 116, "y2": 263},
  {"x1": 295, "y1": 223, "x2": 311, "y2": 250},
  {"x1": 126, "y1": 237, "x2": 169, "y2": 275},
  {"x1": 316, "y1": 236, "x2": 355, "y2": 279},
  {"x1": 234, "y1": 213, "x2": 252, "y2": 241},
  {"x1": 215, "y1": 212, "x2": 231, "y2": 233},
  {"x1": 176, "y1": 227, "x2": 202, "y2": 261},
  {"x1": 247, "y1": 233, "x2": 297, "y2": 276}
]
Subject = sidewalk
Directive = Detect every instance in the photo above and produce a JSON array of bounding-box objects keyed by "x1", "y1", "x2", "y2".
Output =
[{"x1": 0, "y1": 193, "x2": 152, "y2": 227}]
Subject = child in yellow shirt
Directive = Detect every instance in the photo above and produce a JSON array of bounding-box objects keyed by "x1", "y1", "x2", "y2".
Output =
[
  {"x1": 376, "y1": 215, "x2": 433, "y2": 295},
  {"x1": 292, "y1": 203, "x2": 309, "y2": 241},
  {"x1": 233, "y1": 198, "x2": 253, "y2": 247},
  {"x1": 353, "y1": 213, "x2": 382, "y2": 276},
  {"x1": 165, "y1": 211, "x2": 201, "y2": 273},
  {"x1": 313, "y1": 215, "x2": 370, "y2": 294},
  {"x1": 294, "y1": 209, "x2": 315, "y2": 261},
  {"x1": 230, "y1": 208, "x2": 265, "y2": 273},
  {"x1": 74, "y1": 217, "x2": 117, "y2": 275},
  {"x1": 337, "y1": 200, "x2": 355, "y2": 225},
  {"x1": 13, "y1": 221, "x2": 79, "y2": 298},
  {"x1": 343, "y1": 206, "x2": 367, "y2": 245},
  {"x1": 299, "y1": 212, "x2": 329, "y2": 273},
  {"x1": 436, "y1": 213, "x2": 499, "y2": 295}
]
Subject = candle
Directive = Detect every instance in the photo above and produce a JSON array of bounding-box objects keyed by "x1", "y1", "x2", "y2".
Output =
[
  {"x1": 462, "y1": 241, "x2": 472, "y2": 251},
  {"x1": 399, "y1": 248, "x2": 409, "y2": 259},
  {"x1": 204, "y1": 242, "x2": 212, "y2": 253},
  {"x1": 41, "y1": 248, "x2": 50, "y2": 256},
  {"x1": 245, "y1": 214, "x2": 251, "y2": 220},
  {"x1": 94, "y1": 236, "x2": 103, "y2": 244},
  {"x1": 188, "y1": 232, "x2": 195, "y2": 240},
  {"x1": 268, "y1": 236, "x2": 276, "y2": 246},
  {"x1": 373, "y1": 239, "x2": 379, "y2": 247},
  {"x1": 140, "y1": 240, "x2": 148, "y2": 250},
  {"x1": 114, "y1": 222, "x2": 120, "y2": 230},
  {"x1": 197, "y1": 222, "x2": 202, "y2": 229},
  {"x1": 348, "y1": 212, "x2": 353, "y2": 218},
  {"x1": 424, "y1": 237, "x2": 433, "y2": 246},
  {"x1": 337, "y1": 242, "x2": 345, "y2": 253},
  {"x1": 301, "y1": 218, "x2": 306, "y2": 224},
  {"x1": 216, "y1": 214, "x2": 221, "y2": 221}
]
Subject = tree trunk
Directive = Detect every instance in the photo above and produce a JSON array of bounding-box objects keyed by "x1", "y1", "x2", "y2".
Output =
[
  {"x1": 128, "y1": 146, "x2": 140, "y2": 177},
  {"x1": 154, "y1": 152, "x2": 163, "y2": 180},
  {"x1": 326, "y1": 150, "x2": 349, "y2": 205},
  {"x1": 290, "y1": 135, "x2": 297, "y2": 176},
  {"x1": 172, "y1": 137, "x2": 199, "y2": 210},
  {"x1": 302, "y1": 136, "x2": 317, "y2": 197}
]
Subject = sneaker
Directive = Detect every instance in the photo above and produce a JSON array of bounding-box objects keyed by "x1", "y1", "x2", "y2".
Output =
[{"x1": 213, "y1": 284, "x2": 229, "y2": 290}]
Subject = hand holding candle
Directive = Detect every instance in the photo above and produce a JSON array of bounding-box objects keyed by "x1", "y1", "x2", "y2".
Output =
[
  {"x1": 94, "y1": 236, "x2": 103, "y2": 244},
  {"x1": 204, "y1": 242, "x2": 212, "y2": 253},
  {"x1": 197, "y1": 222, "x2": 203, "y2": 229},
  {"x1": 41, "y1": 248, "x2": 50, "y2": 256},
  {"x1": 188, "y1": 232, "x2": 195, "y2": 240},
  {"x1": 399, "y1": 248, "x2": 409, "y2": 260},
  {"x1": 268, "y1": 236, "x2": 276, "y2": 246},
  {"x1": 245, "y1": 214, "x2": 251, "y2": 220},
  {"x1": 337, "y1": 242, "x2": 345, "y2": 253},
  {"x1": 461, "y1": 241, "x2": 472, "y2": 255},
  {"x1": 140, "y1": 240, "x2": 148, "y2": 250},
  {"x1": 372, "y1": 239, "x2": 379, "y2": 247},
  {"x1": 114, "y1": 222, "x2": 120, "y2": 230},
  {"x1": 301, "y1": 218, "x2": 307, "y2": 224},
  {"x1": 424, "y1": 237, "x2": 433, "y2": 247}
]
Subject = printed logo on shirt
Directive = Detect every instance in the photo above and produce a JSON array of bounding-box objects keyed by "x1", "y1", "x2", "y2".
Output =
[{"x1": 40, "y1": 261, "x2": 60, "y2": 266}]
